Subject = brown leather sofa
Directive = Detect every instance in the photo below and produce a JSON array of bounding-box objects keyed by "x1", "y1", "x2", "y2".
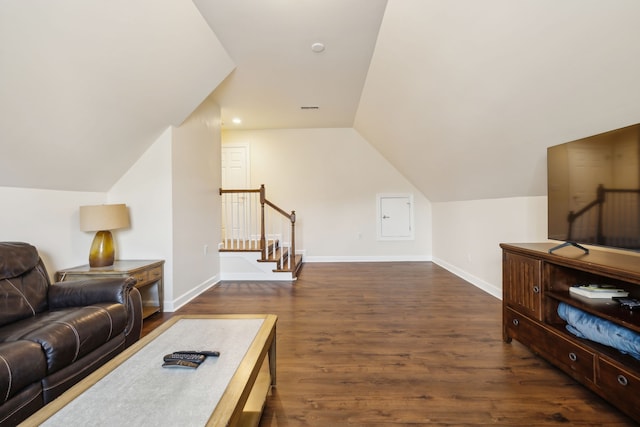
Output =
[{"x1": 0, "y1": 242, "x2": 142, "y2": 426}]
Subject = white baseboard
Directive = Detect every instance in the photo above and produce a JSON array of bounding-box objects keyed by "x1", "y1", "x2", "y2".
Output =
[
  {"x1": 432, "y1": 257, "x2": 502, "y2": 300},
  {"x1": 219, "y1": 251, "x2": 298, "y2": 281},
  {"x1": 161, "y1": 255, "x2": 500, "y2": 312},
  {"x1": 163, "y1": 275, "x2": 220, "y2": 312},
  {"x1": 304, "y1": 255, "x2": 431, "y2": 263},
  {"x1": 220, "y1": 272, "x2": 295, "y2": 281}
]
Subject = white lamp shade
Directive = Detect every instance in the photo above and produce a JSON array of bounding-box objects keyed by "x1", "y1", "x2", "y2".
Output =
[{"x1": 79, "y1": 204, "x2": 130, "y2": 232}]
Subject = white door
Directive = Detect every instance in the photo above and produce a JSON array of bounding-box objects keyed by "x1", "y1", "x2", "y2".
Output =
[
  {"x1": 221, "y1": 144, "x2": 251, "y2": 242},
  {"x1": 221, "y1": 144, "x2": 250, "y2": 189},
  {"x1": 377, "y1": 194, "x2": 414, "y2": 240}
]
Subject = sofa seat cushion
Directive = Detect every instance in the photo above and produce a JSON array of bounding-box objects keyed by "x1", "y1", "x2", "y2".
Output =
[
  {"x1": 0, "y1": 303, "x2": 127, "y2": 374},
  {"x1": 0, "y1": 341, "x2": 46, "y2": 405},
  {"x1": 41, "y1": 334, "x2": 125, "y2": 404}
]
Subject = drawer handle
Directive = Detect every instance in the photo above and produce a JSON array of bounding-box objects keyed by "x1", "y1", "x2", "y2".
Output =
[
  {"x1": 533, "y1": 286, "x2": 540, "y2": 294},
  {"x1": 617, "y1": 374, "x2": 629, "y2": 386},
  {"x1": 568, "y1": 352, "x2": 577, "y2": 362},
  {"x1": 512, "y1": 319, "x2": 519, "y2": 326}
]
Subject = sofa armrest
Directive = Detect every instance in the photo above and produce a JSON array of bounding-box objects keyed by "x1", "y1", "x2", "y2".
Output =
[
  {"x1": 125, "y1": 286, "x2": 143, "y2": 347},
  {"x1": 49, "y1": 277, "x2": 143, "y2": 347},
  {"x1": 48, "y1": 277, "x2": 137, "y2": 308}
]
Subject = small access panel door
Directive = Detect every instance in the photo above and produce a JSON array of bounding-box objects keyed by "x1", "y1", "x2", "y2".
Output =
[{"x1": 377, "y1": 194, "x2": 414, "y2": 240}]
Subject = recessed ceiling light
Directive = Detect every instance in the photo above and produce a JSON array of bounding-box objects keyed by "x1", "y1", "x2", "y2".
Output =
[
  {"x1": 311, "y1": 42, "x2": 325, "y2": 53},
  {"x1": 232, "y1": 117, "x2": 242, "y2": 124}
]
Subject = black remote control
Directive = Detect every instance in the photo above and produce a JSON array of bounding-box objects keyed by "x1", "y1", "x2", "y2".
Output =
[
  {"x1": 163, "y1": 353, "x2": 206, "y2": 364},
  {"x1": 162, "y1": 360, "x2": 200, "y2": 369},
  {"x1": 175, "y1": 350, "x2": 220, "y2": 358},
  {"x1": 613, "y1": 297, "x2": 640, "y2": 310}
]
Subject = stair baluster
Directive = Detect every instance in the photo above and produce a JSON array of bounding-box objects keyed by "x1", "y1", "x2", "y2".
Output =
[{"x1": 219, "y1": 185, "x2": 301, "y2": 278}]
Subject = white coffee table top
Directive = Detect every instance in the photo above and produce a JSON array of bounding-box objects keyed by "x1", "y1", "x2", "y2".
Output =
[{"x1": 22, "y1": 315, "x2": 277, "y2": 427}]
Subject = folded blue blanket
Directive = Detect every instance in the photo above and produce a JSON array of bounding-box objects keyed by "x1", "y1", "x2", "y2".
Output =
[{"x1": 557, "y1": 302, "x2": 640, "y2": 360}]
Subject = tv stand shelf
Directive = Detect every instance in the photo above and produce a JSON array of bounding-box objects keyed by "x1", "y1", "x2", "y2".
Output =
[
  {"x1": 545, "y1": 290, "x2": 640, "y2": 332},
  {"x1": 501, "y1": 242, "x2": 640, "y2": 422}
]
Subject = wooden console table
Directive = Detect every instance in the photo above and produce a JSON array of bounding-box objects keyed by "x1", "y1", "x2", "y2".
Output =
[{"x1": 56, "y1": 260, "x2": 164, "y2": 319}]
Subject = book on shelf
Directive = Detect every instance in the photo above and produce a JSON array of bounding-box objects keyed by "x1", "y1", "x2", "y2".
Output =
[{"x1": 569, "y1": 284, "x2": 629, "y2": 299}]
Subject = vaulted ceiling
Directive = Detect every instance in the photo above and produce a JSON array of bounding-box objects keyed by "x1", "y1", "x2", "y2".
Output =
[
  {"x1": 195, "y1": 0, "x2": 388, "y2": 130},
  {"x1": 355, "y1": 0, "x2": 640, "y2": 201},
  {"x1": 2, "y1": 1, "x2": 640, "y2": 202},
  {"x1": 0, "y1": 0, "x2": 234, "y2": 192}
]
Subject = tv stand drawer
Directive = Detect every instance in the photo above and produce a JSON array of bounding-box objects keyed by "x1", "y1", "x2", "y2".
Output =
[
  {"x1": 505, "y1": 307, "x2": 595, "y2": 382},
  {"x1": 597, "y1": 358, "x2": 640, "y2": 418}
]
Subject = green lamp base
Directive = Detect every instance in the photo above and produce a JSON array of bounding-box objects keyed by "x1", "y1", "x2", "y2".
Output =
[{"x1": 89, "y1": 230, "x2": 115, "y2": 267}]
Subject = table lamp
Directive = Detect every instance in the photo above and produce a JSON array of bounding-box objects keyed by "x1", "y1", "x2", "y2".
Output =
[{"x1": 79, "y1": 204, "x2": 130, "y2": 267}]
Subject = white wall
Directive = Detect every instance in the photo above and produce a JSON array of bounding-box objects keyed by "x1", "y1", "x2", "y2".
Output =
[
  {"x1": 110, "y1": 97, "x2": 223, "y2": 312},
  {"x1": 432, "y1": 196, "x2": 548, "y2": 298},
  {"x1": 0, "y1": 100, "x2": 222, "y2": 312},
  {"x1": 109, "y1": 128, "x2": 174, "y2": 300},
  {"x1": 0, "y1": 186, "x2": 106, "y2": 279},
  {"x1": 170, "y1": 96, "x2": 222, "y2": 309},
  {"x1": 222, "y1": 128, "x2": 432, "y2": 261}
]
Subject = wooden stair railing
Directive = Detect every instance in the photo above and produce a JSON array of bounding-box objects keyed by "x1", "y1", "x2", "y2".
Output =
[{"x1": 219, "y1": 184, "x2": 301, "y2": 277}]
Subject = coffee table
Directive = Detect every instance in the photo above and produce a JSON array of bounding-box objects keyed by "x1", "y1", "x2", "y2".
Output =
[{"x1": 20, "y1": 314, "x2": 277, "y2": 427}]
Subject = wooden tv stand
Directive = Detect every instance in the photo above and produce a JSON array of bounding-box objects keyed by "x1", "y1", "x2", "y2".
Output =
[{"x1": 501, "y1": 242, "x2": 640, "y2": 422}]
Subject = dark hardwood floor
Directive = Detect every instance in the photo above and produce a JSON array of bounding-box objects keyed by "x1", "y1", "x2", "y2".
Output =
[{"x1": 142, "y1": 262, "x2": 636, "y2": 426}]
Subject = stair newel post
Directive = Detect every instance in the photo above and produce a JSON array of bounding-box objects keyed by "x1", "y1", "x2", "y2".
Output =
[
  {"x1": 260, "y1": 184, "x2": 267, "y2": 261},
  {"x1": 290, "y1": 210, "x2": 296, "y2": 274},
  {"x1": 218, "y1": 188, "x2": 225, "y2": 249}
]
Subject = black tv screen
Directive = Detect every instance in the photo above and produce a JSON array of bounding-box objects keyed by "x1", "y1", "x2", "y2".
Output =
[{"x1": 547, "y1": 123, "x2": 640, "y2": 252}]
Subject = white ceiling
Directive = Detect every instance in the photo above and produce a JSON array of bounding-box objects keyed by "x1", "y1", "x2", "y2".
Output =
[
  {"x1": 0, "y1": 0, "x2": 234, "y2": 192},
  {"x1": 194, "y1": 0, "x2": 388, "y2": 130},
  {"x1": 3, "y1": 0, "x2": 640, "y2": 203},
  {"x1": 355, "y1": 0, "x2": 640, "y2": 201}
]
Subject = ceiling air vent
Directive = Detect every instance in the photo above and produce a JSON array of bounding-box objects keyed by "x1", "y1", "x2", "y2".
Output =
[{"x1": 300, "y1": 106, "x2": 319, "y2": 110}]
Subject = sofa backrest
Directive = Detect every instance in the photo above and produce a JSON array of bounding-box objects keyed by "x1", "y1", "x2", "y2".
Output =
[{"x1": 0, "y1": 242, "x2": 50, "y2": 327}]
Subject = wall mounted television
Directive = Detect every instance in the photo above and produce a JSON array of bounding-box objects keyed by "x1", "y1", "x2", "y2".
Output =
[{"x1": 547, "y1": 123, "x2": 640, "y2": 254}]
